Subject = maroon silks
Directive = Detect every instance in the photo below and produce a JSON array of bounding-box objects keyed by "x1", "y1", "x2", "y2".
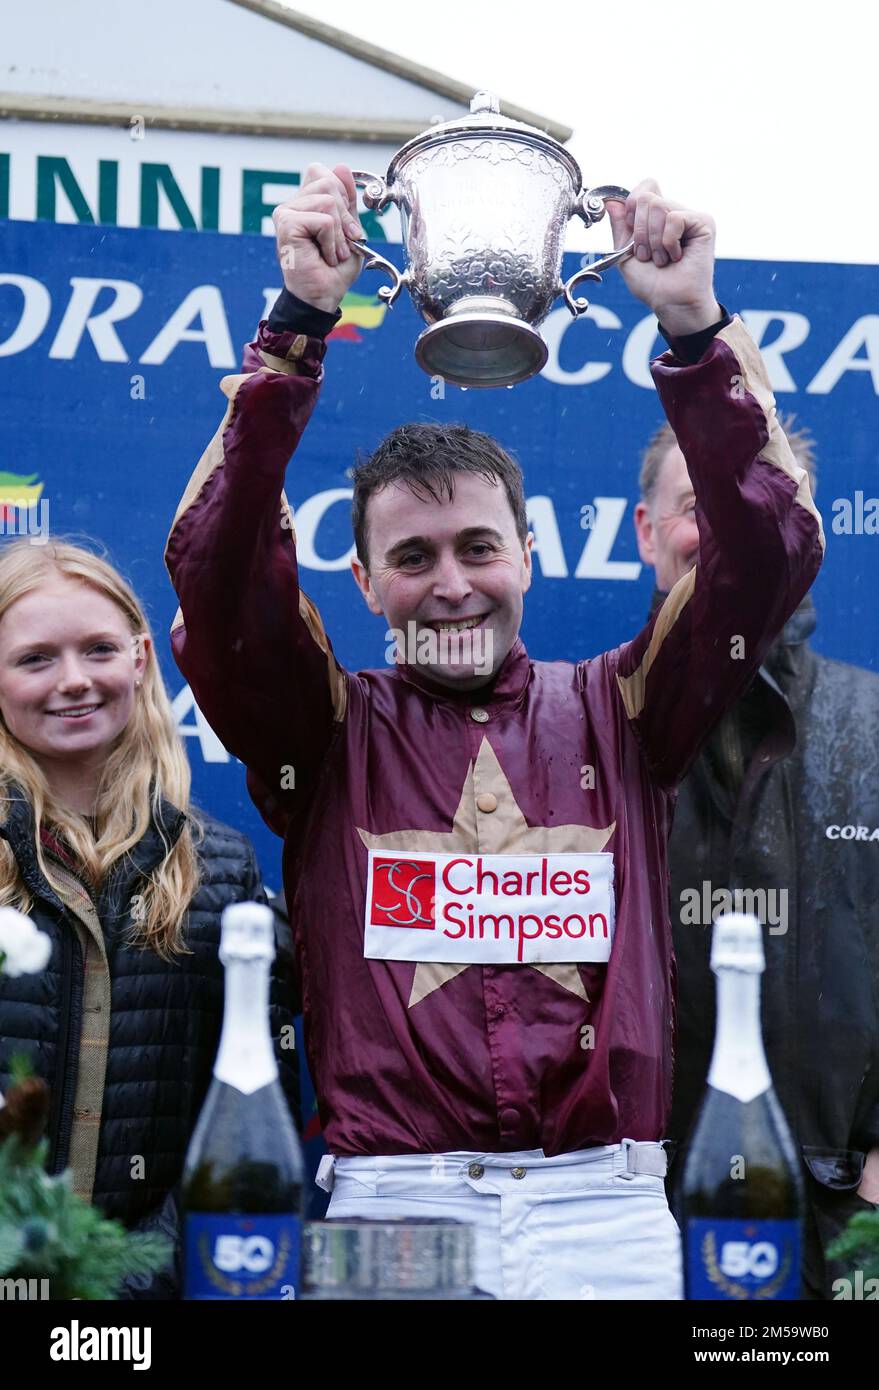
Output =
[{"x1": 165, "y1": 318, "x2": 823, "y2": 1158}]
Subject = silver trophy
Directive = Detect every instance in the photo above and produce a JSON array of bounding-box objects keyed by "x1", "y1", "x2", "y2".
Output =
[{"x1": 351, "y1": 92, "x2": 634, "y2": 389}]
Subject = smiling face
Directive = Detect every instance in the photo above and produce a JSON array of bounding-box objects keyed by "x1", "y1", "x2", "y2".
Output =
[
  {"x1": 351, "y1": 470, "x2": 533, "y2": 690},
  {"x1": 0, "y1": 575, "x2": 149, "y2": 792},
  {"x1": 634, "y1": 442, "x2": 700, "y2": 593}
]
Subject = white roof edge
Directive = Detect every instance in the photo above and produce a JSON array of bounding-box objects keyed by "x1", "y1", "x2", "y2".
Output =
[
  {"x1": 228, "y1": 0, "x2": 574, "y2": 143},
  {"x1": 0, "y1": 93, "x2": 430, "y2": 143}
]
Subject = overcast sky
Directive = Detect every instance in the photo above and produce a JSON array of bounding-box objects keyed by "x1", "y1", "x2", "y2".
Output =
[{"x1": 284, "y1": 0, "x2": 876, "y2": 265}]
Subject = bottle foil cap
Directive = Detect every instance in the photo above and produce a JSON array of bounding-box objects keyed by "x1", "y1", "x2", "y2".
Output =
[
  {"x1": 710, "y1": 911, "x2": 765, "y2": 973},
  {"x1": 219, "y1": 901, "x2": 276, "y2": 964}
]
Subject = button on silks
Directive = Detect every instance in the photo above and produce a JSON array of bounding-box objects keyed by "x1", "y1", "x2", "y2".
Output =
[
  {"x1": 470, "y1": 708, "x2": 489, "y2": 723},
  {"x1": 476, "y1": 792, "x2": 498, "y2": 813}
]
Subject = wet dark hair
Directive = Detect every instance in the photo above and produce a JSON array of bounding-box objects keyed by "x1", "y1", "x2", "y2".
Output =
[{"x1": 350, "y1": 421, "x2": 528, "y2": 568}]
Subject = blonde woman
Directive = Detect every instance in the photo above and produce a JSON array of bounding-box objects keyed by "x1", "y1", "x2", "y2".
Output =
[{"x1": 0, "y1": 539, "x2": 299, "y2": 1299}]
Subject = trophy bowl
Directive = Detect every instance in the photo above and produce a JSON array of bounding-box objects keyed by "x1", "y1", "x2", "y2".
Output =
[{"x1": 350, "y1": 92, "x2": 634, "y2": 389}]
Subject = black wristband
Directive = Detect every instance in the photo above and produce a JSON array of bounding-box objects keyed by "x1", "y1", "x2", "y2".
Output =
[
  {"x1": 267, "y1": 287, "x2": 342, "y2": 339},
  {"x1": 658, "y1": 303, "x2": 732, "y2": 364}
]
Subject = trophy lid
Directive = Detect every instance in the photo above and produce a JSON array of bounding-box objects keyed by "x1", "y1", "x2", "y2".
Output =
[{"x1": 386, "y1": 90, "x2": 583, "y2": 189}]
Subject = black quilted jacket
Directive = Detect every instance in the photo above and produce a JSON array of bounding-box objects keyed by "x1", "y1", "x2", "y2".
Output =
[{"x1": 0, "y1": 781, "x2": 299, "y2": 1297}]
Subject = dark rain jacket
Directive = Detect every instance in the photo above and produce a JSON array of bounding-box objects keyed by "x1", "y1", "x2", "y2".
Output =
[{"x1": 664, "y1": 594, "x2": 879, "y2": 1298}]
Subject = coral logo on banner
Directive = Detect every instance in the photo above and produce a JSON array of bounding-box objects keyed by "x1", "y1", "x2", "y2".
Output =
[
  {"x1": 364, "y1": 851, "x2": 615, "y2": 965},
  {"x1": 0, "y1": 470, "x2": 44, "y2": 517},
  {"x1": 327, "y1": 291, "x2": 389, "y2": 343}
]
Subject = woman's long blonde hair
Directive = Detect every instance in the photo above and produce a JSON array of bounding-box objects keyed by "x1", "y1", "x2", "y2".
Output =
[{"x1": 0, "y1": 539, "x2": 204, "y2": 956}]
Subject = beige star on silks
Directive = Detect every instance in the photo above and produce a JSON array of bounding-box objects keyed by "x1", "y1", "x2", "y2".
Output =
[{"x1": 356, "y1": 737, "x2": 616, "y2": 1008}]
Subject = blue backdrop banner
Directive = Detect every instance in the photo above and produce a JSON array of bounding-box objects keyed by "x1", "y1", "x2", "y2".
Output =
[{"x1": 3, "y1": 219, "x2": 877, "y2": 1184}]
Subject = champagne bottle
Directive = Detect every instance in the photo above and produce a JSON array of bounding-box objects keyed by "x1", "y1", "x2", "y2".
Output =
[
  {"x1": 675, "y1": 912, "x2": 803, "y2": 1300},
  {"x1": 182, "y1": 902, "x2": 303, "y2": 1300}
]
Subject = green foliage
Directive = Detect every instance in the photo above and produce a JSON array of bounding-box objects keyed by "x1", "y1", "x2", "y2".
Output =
[
  {"x1": 0, "y1": 1136, "x2": 172, "y2": 1299},
  {"x1": 827, "y1": 1208, "x2": 879, "y2": 1282},
  {"x1": 7, "y1": 1053, "x2": 34, "y2": 1088}
]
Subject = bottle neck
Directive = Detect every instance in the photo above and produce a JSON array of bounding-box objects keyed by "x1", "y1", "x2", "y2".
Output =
[
  {"x1": 214, "y1": 956, "x2": 278, "y2": 1095},
  {"x1": 707, "y1": 966, "x2": 771, "y2": 1104}
]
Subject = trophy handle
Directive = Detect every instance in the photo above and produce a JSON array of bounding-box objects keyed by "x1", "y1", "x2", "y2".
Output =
[
  {"x1": 575, "y1": 184, "x2": 631, "y2": 228},
  {"x1": 348, "y1": 241, "x2": 409, "y2": 306},
  {"x1": 561, "y1": 184, "x2": 636, "y2": 317},
  {"x1": 350, "y1": 169, "x2": 397, "y2": 212},
  {"x1": 348, "y1": 170, "x2": 408, "y2": 305}
]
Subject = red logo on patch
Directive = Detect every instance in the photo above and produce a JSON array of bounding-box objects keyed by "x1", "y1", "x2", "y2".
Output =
[{"x1": 370, "y1": 858, "x2": 435, "y2": 929}]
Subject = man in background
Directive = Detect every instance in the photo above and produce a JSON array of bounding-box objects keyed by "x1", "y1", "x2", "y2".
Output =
[{"x1": 634, "y1": 416, "x2": 879, "y2": 1299}]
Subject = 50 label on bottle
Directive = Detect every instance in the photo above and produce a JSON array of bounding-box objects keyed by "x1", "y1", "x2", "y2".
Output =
[
  {"x1": 185, "y1": 1213, "x2": 300, "y2": 1299},
  {"x1": 687, "y1": 1218, "x2": 801, "y2": 1299}
]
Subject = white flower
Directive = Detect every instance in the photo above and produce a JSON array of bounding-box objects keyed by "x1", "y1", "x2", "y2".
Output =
[{"x1": 0, "y1": 907, "x2": 52, "y2": 977}]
